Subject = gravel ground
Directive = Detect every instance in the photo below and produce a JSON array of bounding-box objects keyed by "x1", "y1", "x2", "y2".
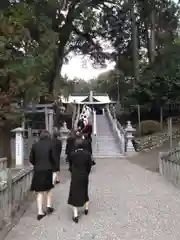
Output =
[
  {"x1": 3, "y1": 157, "x2": 180, "y2": 240},
  {"x1": 128, "y1": 138, "x2": 180, "y2": 173}
]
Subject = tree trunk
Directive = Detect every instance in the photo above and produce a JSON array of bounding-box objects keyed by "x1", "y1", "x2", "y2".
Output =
[
  {"x1": 160, "y1": 107, "x2": 163, "y2": 131},
  {"x1": 53, "y1": 56, "x2": 64, "y2": 96},
  {"x1": 145, "y1": 8, "x2": 156, "y2": 64},
  {"x1": 146, "y1": 10, "x2": 156, "y2": 63},
  {"x1": 145, "y1": 20, "x2": 151, "y2": 62},
  {"x1": 131, "y1": 0, "x2": 139, "y2": 85},
  {"x1": 48, "y1": 49, "x2": 64, "y2": 94},
  {"x1": 48, "y1": 0, "x2": 79, "y2": 95},
  {"x1": 149, "y1": 10, "x2": 156, "y2": 63}
]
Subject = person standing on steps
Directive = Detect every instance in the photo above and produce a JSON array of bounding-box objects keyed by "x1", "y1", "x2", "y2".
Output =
[
  {"x1": 51, "y1": 131, "x2": 62, "y2": 185},
  {"x1": 77, "y1": 117, "x2": 84, "y2": 131},
  {"x1": 29, "y1": 130, "x2": 55, "y2": 221},
  {"x1": 68, "y1": 138, "x2": 92, "y2": 223}
]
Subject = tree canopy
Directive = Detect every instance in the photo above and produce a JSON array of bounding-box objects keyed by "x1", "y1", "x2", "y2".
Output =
[
  {"x1": 0, "y1": 0, "x2": 180, "y2": 159},
  {"x1": 90, "y1": 0, "x2": 180, "y2": 109},
  {"x1": 0, "y1": 0, "x2": 180, "y2": 117}
]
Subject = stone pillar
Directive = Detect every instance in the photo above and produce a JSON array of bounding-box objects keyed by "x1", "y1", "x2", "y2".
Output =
[
  {"x1": 12, "y1": 127, "x2": 24, "y2": 168},
  {"x1": 89, "y1": 90, "x2": 93, "y2": 102},
  {"x1": 125, "y1": 121, "x2": 136, "y2": 153},
  {"x1": 93, "y1": 109, "x2": 97, "y2": 136},
  {"x1": 27, "y1": 127, "x2": 32, "y2": 157},
  {"x1": 21, "y1": 116, "x2": 25, "y2": 128},
  {"x1": 45, "y1": 106, "x2": 48, "y2": 131},
  {"x1": 60, "y1": 122, "x2": 69, "y2": 160},
  {"x1": 48, "y1": 109, "x2": 54, "y2": 135}
]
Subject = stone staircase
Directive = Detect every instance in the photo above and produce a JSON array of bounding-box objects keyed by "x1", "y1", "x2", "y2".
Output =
[{"x1": 93, "y1": 115, "x2": 122, "y2": 158}]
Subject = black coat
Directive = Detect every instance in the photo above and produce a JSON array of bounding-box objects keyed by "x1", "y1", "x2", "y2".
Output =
[
  {"x1": 68, "y1": 148, "x2": 92, "y2": 207},
  {"x1": 51, "y1": 138, "x2": 62, "y2": 172},
  {"x1": 83, "y1": 138, "x2": 92, "y2": 155},
  {"x1": 82, "y1": 124, "x2": 92, "y2": 155},
  {"x1": 65, "y1": 136, "x2": 75, "y2": 157},
  {"x1": 29, "y1": 139, "x2": 55, "y2": 171}
]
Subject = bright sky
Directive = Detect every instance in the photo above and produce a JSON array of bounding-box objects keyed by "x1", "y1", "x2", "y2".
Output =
[{"x1": 62, "y1": 57, "x2": 115, "y2": 81}]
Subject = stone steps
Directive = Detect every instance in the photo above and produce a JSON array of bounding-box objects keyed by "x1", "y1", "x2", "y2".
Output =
[{"x1": 93, "y1": 115, "x2": 122, "y2": 158}]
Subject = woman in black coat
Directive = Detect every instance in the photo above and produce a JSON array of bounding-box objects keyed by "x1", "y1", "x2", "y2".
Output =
[
  {"x1": 68, "y1": 138, "x2": 92, "y2": 223},
  {"x1": 82, "y1": 124, "x2": 96, "y2": 165},
  {"x1": 30, "y1": 130, "x2": 55, "y2": 221},
  {"x1": 65, "y1": 129, "x2": 76, "y2": 171},
  {"x1": 51, "y1": 131, "x2": 62, "y2": 184}
]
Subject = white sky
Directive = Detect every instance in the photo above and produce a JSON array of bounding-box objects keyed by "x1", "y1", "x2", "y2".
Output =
[{"x1": 62, "y1": 56, "x2": 115, "y2": 81}]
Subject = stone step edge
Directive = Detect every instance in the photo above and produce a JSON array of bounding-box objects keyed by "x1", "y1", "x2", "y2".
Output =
[{"x1": 94, "y1": 155, "x2": 125, "y2": 159}]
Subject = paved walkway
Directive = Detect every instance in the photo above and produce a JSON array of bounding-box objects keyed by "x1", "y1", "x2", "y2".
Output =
[{"x1": 4, "y1": 157, "x2": 180, "y2": 240}]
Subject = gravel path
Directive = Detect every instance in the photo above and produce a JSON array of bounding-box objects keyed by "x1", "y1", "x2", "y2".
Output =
[
  {"x1": 3, "y1": 157, "x2": 180, "y2": 240},
  {"x1": 128, "y1": 138, "x2": 180, "y2": 173}
]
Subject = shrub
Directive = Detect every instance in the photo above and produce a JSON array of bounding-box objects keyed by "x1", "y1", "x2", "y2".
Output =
[
  {"x1": 116, "y1": 109, "x2": 131, "y2": 126},
  {"x1": 140, "y1": 120, "x2": 160, "y2": 135}
]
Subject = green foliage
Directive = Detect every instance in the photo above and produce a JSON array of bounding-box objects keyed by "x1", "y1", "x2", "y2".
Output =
[
  {"x1": 91, "y1": 69, "x2": 131, "y2": 101},
  {"x1": 116, "y1": 109, "x2": 131, "y2": 125},
  {"x1": 62, "y1": 77, "x2": 91, "y2": 97},
  {"x1": 129, "y1": 41, "x2": 180, "y2": 105},
  {"x1": 92, "y1": 0, "x2": 180, "y2": 107},
  {"x1": 140, "y1": 120, "x2": 160, "y2": 135},
  {"x1": 0, "y1": 1, "x2": 58, "y2": 126},
  {"x1": 0, "y1": 0, "x2": 179, "y2": 127}
]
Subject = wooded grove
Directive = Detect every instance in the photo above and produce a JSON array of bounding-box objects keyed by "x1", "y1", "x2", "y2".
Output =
[{"x1": 0, "y1": 0, "x2": 180, "y2": 152}]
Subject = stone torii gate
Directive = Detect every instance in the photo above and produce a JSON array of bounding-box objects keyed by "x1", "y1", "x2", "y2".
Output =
[{"x1": 22, "y1": 103, "x2": 55, "y2": 134}]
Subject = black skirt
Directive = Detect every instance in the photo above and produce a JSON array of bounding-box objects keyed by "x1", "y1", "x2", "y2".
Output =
[
  {"x1": 31, "y1": 170, "x2": 54, "y2": 192},
  {"x1": 68, "y1": 175, "x2": 89, "y2": 207},
  {"x1": 52, "y1": 164, "x2": 60, "y2": 172}
]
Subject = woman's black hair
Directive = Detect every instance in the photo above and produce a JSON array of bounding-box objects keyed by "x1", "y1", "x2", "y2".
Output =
[
  {"x1": 74, "y1": 138, "x2": 85, "y2": 149},
  {"x1": 39, "y1": 130, "x2": 50, "y2": 140},
  {"x1": 53, "y1": 131, "x2": 60, "y2": 138}
]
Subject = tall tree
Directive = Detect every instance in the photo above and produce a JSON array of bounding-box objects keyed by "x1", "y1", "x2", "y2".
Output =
[
  {"x1": 0, "y1": 1, "x2": 57, "y2": 160},
  {"x1": 131, "y1": 0, "x2": 139, "y2": 84},
  {"x1": 42, "y1": 0, "x2": 117, "y2": 94}
]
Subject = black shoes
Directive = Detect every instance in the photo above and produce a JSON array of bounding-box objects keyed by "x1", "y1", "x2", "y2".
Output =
[
  {"x1": 37, "y1": 207, "x2": 54, "y2": 220},
  {"x1": 47, "y1": 207, "x2": 54, "y2": 214},
  {"x1": 37, "y1": 213, "x2": 46, "y2": 221},
  {"x1": 73, "y1": 216, "x2": 79, "y2": 223},
  {"x1": 55, "y1": 180, "x2": 60, "y2": 184},
  {"x1": 84, "y1": 209, "x2": 88, "y2": 215},
  {"x1": 72, "y1": 209, "x2": 89, "y2": 223},
  {"x1": 92, "y1": 161, "x2": 96, "y2": 166}
]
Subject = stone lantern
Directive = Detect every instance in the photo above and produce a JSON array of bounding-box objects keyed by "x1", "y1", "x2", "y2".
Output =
[
  {"x1": 60, "y1": 122, "x2": 70, "y2": 160},
  {"x1": 125, "y1": 121, "x2": 136, "y2": 153}
]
